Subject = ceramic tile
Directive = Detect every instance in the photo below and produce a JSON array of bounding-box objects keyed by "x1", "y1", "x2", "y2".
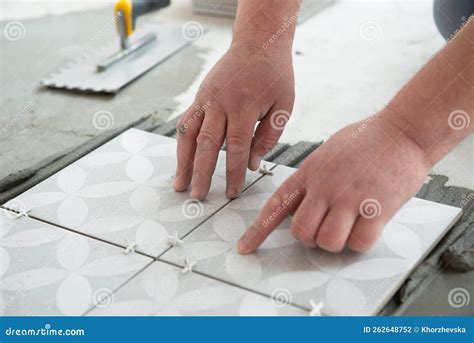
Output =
[
  {"x1": 3, "y1": 129, "x2": 271, "y2": 257},
  {"x1": 161, "y1": 165, "x2": 462, "y2": 315},
  {"x1": 87, "y1": 261, "x2": 307, "y2": 316},
  {"x1": 0, "y1": 209, "x2": 152, "y2": 316}
]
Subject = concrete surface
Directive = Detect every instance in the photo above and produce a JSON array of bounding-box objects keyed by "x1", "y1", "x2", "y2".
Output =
[{"x1": 0, "y1": 1, "x2": 225, "y2": 181}]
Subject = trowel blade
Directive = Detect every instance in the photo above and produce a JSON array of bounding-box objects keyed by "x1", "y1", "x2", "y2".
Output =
[{"x1": 42, "y1": 21, "x2": 192, "y2": 94}]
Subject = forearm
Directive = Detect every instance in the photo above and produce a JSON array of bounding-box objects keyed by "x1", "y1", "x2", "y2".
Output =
[
  {"x1": 385, "y1": 17, "x2": 473, "y2": 166},
  {"x1": 232, "y1": 0, "x2": 301, "y2": 50}
]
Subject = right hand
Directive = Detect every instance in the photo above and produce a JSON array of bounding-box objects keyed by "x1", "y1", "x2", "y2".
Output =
[{"x1": 174, "y1": 38, "x2": 295, "y2": 200}]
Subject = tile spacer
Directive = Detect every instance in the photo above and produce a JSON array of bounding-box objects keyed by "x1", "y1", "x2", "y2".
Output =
[
  {"x1": 259, "y1": 165, "x2": 273, "y2": 176},
  {"x1": 181, "y1": 258, "x2": 197, "y2": 275},
  {"x1": 167, "y1": 231, "x2": 184, "y2": 247},
  {"x1": 124, "y1": 237, "x2": 137, "y2": 255},
  {"x1": 309, "y1": 299, "x2": 324, "y2": 316},
  {"x1": 15, "y1": 208, "x2": 31, "y2": 219}
]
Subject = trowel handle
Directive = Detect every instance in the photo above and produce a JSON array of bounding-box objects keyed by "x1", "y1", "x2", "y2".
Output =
[{"x1": 114, "y1": 0, "x2": 170, "y2": 37}]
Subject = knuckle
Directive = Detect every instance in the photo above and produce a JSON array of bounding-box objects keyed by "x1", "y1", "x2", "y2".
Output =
[
  {"x1": 176, "y1": 118, "x2": 186, "y2": 135},
  {"x1": 178, "y1": 104, "x2": 206, "y2": 136},
  {"x1": 196, "y1": 131, "x2": 219, "y2": 151},
  {"x1": 226, "y1": 134, "x2": 249, "y2": 155},
  {"x1": 257, "y1": 136, "x2": 278, "y2": 153},
  {"x1": 268, "y1": 191, "x2": 284, "y2": 208}
]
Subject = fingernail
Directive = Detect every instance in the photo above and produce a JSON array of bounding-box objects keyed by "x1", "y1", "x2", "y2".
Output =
[
  {"x1": 227, "y1": 186, "x2": 239, "y2": 198},
  {"x1": 237, "y1": 236, "x2": 251, "y2": 254},
  {"x1": 249, "y1": 155, "x2": 262, "y2": 171},
  {"x1": 190, "y1": 188, "x2": 201, "y2": 200},
  {"x1": 174, "y1": 177, "x2": 185, "y2": 191}
]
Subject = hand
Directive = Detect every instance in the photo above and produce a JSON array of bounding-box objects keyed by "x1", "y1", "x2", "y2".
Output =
[
  {"x1": 237, "y1": 113, "x2": 432, "y2": 253},
  {"x1": 174, "y1": 39, "x2": 295, "y2": 199}
]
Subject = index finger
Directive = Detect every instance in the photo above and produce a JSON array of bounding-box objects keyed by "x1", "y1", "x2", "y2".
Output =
[
  {"x1": 237, "y1": 175, "x2": 304, "y2": 254},
  {"x1": 174, "y1": 104, "x2": 205, "y2": 191}
]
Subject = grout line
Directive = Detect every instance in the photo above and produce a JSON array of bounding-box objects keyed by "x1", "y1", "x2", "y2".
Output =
[
  {"x1": 0, "y1": 207, "x2": 157, "y2": 260},
  {"x1": 82, "y1": 259, "x2": 156, "y2": 316},
  {"x1": 155, "y1": 258, "x2": 311, "y2": 313},
  {"x1": 155, "y1": 163, "x2": 279, "y2": 260}
]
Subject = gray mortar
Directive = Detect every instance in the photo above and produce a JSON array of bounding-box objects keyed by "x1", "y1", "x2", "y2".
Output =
[{"x1": 0, "y1": 7, "x2": 207, "y2": 181}]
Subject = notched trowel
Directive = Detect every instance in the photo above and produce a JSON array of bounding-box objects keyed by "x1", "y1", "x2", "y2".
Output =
[{"x1": 42, "y1": 0, "x2": 195, "y2": 94}]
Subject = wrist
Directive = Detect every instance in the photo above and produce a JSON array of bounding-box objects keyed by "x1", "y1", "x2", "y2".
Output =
[
  {"x1": 232, "y1": 1, "x2": 299, "y2": 54},
  {"x1": 378, "y1": 106, "x2": 435, "y2": 169}
]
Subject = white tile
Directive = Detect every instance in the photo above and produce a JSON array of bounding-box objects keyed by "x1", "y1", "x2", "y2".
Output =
[
  {"x1": 87, "y1": 261, "x2": 307, "y2": 316},
  {"x1": 0, "y1": 209, "x2": 152, "y2": 316},
  {"x1": 3, "y1": 129, "x2": 271, "y2": 257},
  {"x1": 161, "y1": 165, "x2": 462, "y2": 315}
]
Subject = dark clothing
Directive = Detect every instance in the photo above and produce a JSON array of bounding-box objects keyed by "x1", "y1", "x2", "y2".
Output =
[{"x1": 434, "y1": 0, "x2": 474, "y2": 39}]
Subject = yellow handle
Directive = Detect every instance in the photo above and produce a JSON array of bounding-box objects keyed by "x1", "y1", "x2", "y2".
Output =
[{"x1": 114, "y1": 0, "x2": 133, "y2": 37}]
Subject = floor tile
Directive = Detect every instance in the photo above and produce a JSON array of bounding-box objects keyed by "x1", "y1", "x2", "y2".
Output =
[
  {"x1": 87, "y1": 261, "x2": 307, "y2": 316},
  {"x1": 161, "y1": 165, "x2": 462, "y2": 315},
  {"x1": 3, "y1": 129, "x2": 271, "y2": 257},
  {"x1": 0, "y1": 209, "x2": 152, "y2": 316}
]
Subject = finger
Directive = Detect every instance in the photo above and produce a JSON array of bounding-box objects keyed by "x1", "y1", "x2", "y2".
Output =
[
  {"x1": 249, "y1": 103, "x2": 293, "y2": 171},
  {"x1": 290, "y1": 197, "x2": 328, "y2": 248},
  {"x1": 225, "y1": 115, "x2": 254, "y2": 198},
  {"x1": 346, "y1": 216, "x2": 385, "y2": 252},
  {"x1": 316, "y1": 205, "x2": 358, "y2": 253},
  {"x1": 190, "y1": 111, "x2": 226, "y2": 199},
  {"x1": 174, "y1": 104, "x2": 205, "y2": 192},
  {"x1": 238, "y1": 175, "x2": 304, "y2": 254}
]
